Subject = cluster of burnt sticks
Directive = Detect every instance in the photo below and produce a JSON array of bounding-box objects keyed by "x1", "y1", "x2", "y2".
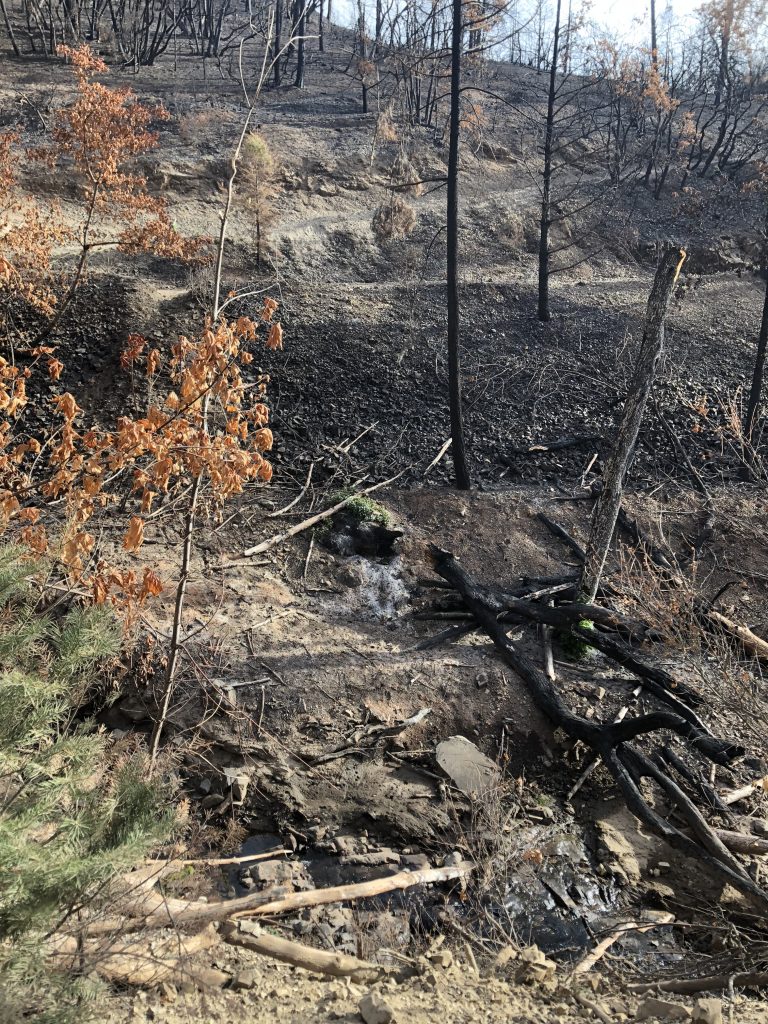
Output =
[{"x1": 414, "y1": 512, "x2": 768, "y2": 915}]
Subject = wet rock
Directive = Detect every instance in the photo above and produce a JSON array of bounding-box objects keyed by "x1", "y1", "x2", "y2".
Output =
[
  {"x1": 359, "y1": 990, "x2": 395, "y2": 1024},
  {"x1": 323, "y1": 515, "x2": 402, "y2": 559},
  {"x1": 200, "y1": 792, "x2": 226, "y2": 809},
  {"x1": 401, "y1": 853, "x2": 431, "y2": 870},
  {"x1": 692, "y1": 998, "x2": 722, "y2": 1024},
  {"x1": 635, "y1": 996, "x2": 692, "y2": 1021},
  {"x1": 340, "y1": 849, "x2": 400, "y2": 867},
  {"x1": 251, "y1": 859, "x2": 315, "y2": 891},
  {"x1": 435, "y1": 735, "x2": 500, "y2": 796},
  {"x1": 336, "y1": 562, "x2": 364, "y2": 588},
  {"x1": 595, "y1": 820, "x2": 641, "y2": 885}
]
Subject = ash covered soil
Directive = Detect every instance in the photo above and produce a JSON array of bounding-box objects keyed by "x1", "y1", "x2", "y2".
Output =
[
  {"x1": 5, "y1": 28, "x2": 768, "y2": 1024},
  {"x1": 3, "y1": 36, "x2": 767, "y2": 491}
]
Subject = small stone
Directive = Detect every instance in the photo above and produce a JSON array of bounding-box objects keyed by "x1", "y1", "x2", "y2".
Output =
[
  {"x1": 493, "y1": 946, "x2": 519, "y2": 969},
  {"x1": 232, "y1": 969, "x2": 257, "y2": 991},
  {"x1": 359, "y1": 990, "x2": 394, "y2": 1024},
  {"x1": 401, "y1": 853, "x2": 431, "y2": 870},
  {"x1": 427, "y1": 948, "x2": 453, "y2": 969},
  {"x1": 644, "y1": 881, "x2": 676, "y2": 902},
  {"x1": 442, "y1": 850, "x2": 463, "y2": 867},
  {"x1": 514, "y1": 945, "x2": 556, "y2": 986},
  {"x1": 336, "y1": 562, "x2": 363, "y2": 588},
  {"x1": 435, "y1": 735, "x2": 500, "y2": 796},
  {"x1": 635, "y1": 997, "x2": 691, "y2": 1021},
  {"x1": 692, "y1": 998, "x2": 723, "y2": 1024},
  {"x1": 200, "y1": 792, "x2": 225, "y2": 808},
  {"x1": 595, "y1": 819, "x2": 641, "y2": 885},
  {"x1": 251, "y1": 860, "x2": 294, "y2": 884},
  {"x1": 158, "y1": 981, "x2": 177, "y2": 1002},
  {"x1": 341, "y1": 850, "x2": 400, "y2": 867}
]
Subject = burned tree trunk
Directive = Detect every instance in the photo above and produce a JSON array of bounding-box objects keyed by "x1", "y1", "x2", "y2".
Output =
[
  {"x1": 580, "y1": 248, "x2": 686, "y2": 602},
  {"x1": 744, "y1": 256, "x2": 768, "y2": 452},
  {"x1": 446, "y1": 0, "x2": 471, "y2": 489},
  {"x1": 537, "y1": 0, "x2": 562, "y2": 323}
]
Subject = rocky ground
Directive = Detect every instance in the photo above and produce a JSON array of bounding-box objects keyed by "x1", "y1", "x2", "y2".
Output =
[{"x1": 4, "y1": 25, "x2": 768, "y2": 1024}]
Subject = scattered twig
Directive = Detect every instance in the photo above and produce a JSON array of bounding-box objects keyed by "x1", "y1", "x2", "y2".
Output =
[
  {"x1": 424, "y1": 438, "x2": 452, "y2": 477},
  {"x1": 268, "y1": 462, "x2": 315, "y2": 517},
  {"x1": 537, "y1": 511, "x2": 587, "y2": 561},
  {"x1": 572, "y1": 912, "x2": 675, "y2": 975},
  {"x1": 147, "y1": 850, "x2": 289, "y2": 869}
]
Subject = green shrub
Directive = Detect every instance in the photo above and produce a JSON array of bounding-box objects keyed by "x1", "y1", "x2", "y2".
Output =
[
  {"x1": 558, "y1": 618, "x2": 598, "y2": 661},
  {"x1": 0, "y1": 546, "x2": 175, "y2": 1022},
  {"x1": 330, "y1": 490, "x2": 391, "y2": 526}
]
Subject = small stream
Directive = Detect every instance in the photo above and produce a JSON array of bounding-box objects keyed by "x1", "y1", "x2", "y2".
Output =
[{"x1": 227, "y1": 827, "x2": 681, "y2": 967}]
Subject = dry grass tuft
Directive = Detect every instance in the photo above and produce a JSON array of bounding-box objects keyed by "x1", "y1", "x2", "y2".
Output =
[{"x1": 372, "y1": 195, "x2": 417, "y2": 242}]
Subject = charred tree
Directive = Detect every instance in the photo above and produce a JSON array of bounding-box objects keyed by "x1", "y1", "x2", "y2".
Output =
[
  {"x1": 581, "y1": 248, "x2": 685, "y2": 602},
  {"x1": 744, "y1": 219, "x2": 768, "y2": 452},
  {"x1": 274, "y1": 0, "x2": 283, "y2": 86},
  {"x1": 537, "y1": 0, "x2": 562, "y2": 323},
  {"x1": 446, "y1": 0, "x2": 471, "y2": 489},
  {"x1": 294, "y1": 0, "x2": 306, "y2": 88},
  {"x1": 0, "y1": 0, "x2": 20, "y2": 56}
]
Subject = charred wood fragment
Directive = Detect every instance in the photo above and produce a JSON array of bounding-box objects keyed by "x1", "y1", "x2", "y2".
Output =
[{"x1": 428, "y1": 545, "x2": 768, "y2": 913}]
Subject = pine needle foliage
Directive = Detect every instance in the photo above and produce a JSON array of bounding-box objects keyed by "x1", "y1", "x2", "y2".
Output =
[{"x1": 0, "y1": 546, "x2": 175, "y2": 1022}]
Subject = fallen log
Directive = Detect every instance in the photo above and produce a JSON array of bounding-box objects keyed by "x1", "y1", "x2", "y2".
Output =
[
  {"x1": 232, "y1": 861, "x2": 473, "y2": 920},
  {"x1": 627, "y1": 971, "x2": 768, "y2": 995},
  {"x1": 507, "y1": 435, "x2": 604, "y2": 456},
  {"x1": 222, "y1": 922, "x2": 383, "y2": 981},
  {"x1": 429, "y1": 546, "x2": 768, "y2": 914},
  {"x1": 706, "y1": 610, "x2": 768, "y2": 662},
  {"x1": 65, "y1": 862, "x2": 474, "y2": 936},
  {"x1": 50, "y1": 924, "x2": 228, "y2": 989},
  {"x1": 713, "y1": 829, "x2": 768, "y2": 856}
]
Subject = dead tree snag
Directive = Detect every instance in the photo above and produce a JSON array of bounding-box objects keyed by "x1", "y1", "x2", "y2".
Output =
[{"x1": 581, "y1": 248, "x2": 686, "y2": 602}]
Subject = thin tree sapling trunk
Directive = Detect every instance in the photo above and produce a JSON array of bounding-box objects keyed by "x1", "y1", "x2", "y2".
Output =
[
  {"x1": 744, "y1": 214, "x2": 768, "y2": 452},
  {"x1": 294, "y1": 0, "x2": 305, "y2": 88},
  {"x1": 580, "y1": 248, "x2": 686, "y2": 602}
]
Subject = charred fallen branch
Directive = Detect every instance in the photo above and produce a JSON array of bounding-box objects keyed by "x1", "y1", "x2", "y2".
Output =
[{"x1": 428, "y1": 545, "x2": 768, "y2": 913}]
